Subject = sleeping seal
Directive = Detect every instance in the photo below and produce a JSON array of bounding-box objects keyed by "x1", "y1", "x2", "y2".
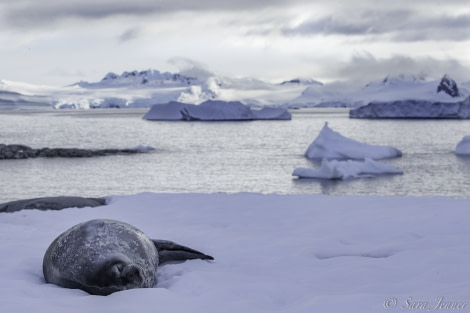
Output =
[{"x1": 43, "y1": 219, "x2": 213, "y2": 295}]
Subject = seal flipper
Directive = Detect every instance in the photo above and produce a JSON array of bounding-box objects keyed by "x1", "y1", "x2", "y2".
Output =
[{"x1": 152, "y1": 240, "x2": 214, "y2": 264}]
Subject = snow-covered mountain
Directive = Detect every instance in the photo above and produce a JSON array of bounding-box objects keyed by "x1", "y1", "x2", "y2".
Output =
[
  {"x1": 53, "y1": 70, "x2": 314, "y2": 109},
  {"x1": 287, "y1": 74, "x2": 469, "y2": 109},
  {"x1": 0, "y1": 70, "x2": 468, "y2": 110},
  {"x1": 73, "y1": 69, "x2": 201, "y2": 88}
]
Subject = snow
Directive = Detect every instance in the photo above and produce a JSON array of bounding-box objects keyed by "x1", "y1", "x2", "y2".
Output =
[
  {"x1": 2, "y1": 192, "x2": 470, "y2": 313},
  {"x1": 143, "y1": 100, "x2": 291, "y2": 121},
  {"x1": 455, "y1": 135, "x2": 470, "y2": 155},
  {"x1": 1, "y1": 71, "x2": 469, "y2": 110},
  {"x1": 287, "y1": 74, "x2": 469, "y2": 109},
  {"x1": 350, "y1": 96, "x2": 470, "y2": 119},
  {"x1": 304, "y1": 122, "x2": 402, "y2": 160},
  {"x1": 292, "y1": 158, "x2": 403, "y2": 179}
]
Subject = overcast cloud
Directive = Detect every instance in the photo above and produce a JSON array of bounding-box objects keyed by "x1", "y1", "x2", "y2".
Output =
[
  {"x1": 282, "y1": 11, "x2": 470, "y2": 42},
  {"x1": 0, "y1": 0, "x2": 468, "y2": 85}
]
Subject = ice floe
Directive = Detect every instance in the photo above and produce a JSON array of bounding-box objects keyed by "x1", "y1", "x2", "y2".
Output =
[
  {"x1": 304, "y1": 122, "x2": 402, "y2": 160},
  {"x1": 293, "y1": 158, "x2": 403, "y2": 180}
]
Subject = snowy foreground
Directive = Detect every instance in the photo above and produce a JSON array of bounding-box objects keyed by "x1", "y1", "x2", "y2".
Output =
[{"x1": 2, "y1": 192, "x2": 470, "y2": 313}]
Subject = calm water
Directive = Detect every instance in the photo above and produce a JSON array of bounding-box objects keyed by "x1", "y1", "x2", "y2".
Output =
[{"x1": 1, "y1": 108, "x2": 470, "y2": 202}]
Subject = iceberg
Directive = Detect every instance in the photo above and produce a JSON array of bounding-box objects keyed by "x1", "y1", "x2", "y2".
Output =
[
  {"x1": 180, "y1": 100, "x2": 255, "y2": 120},
  {"x1": 293, "y1": 158, "x2": 403, "y2": 180},
  {"x1": 143, "y1": 100, "x2": 291, "y2": 121},
  {"x1": 305, "y1": 122, "x2": 402, "y2": 160},
  {"x1": 350, "y1": 96, "x2": 470, "y2": 119},
  {"x1": 455, "y1": 135, "x2": 470, "y2": 156}
]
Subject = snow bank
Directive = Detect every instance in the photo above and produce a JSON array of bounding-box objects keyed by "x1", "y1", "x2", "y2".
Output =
[
  {"x1": 455, "y1": 135, "x2": 470, "y2": 155},
  {"x1": 305, "y1": 122, "x2": 402, "y2": 160},
  {"x1": 293, "y1": 158, "x2": 403, "y2": 179},
  {"x1": 350, "y1": 96, "x2": 470, "y2": 119},
  {"x1": 2, "y1": 192, "x2": 470, "y2": 313},
  {"x1": 143, "y1": 100, "x2": 291, "y2": 121}
]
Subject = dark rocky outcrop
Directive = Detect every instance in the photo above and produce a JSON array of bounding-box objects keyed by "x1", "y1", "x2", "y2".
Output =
[
  {"x1": 0, "y1": 196, "x2": 106, "y2": 213},
  {"x1": 0, "y1": 144, "x2": 152, "y2": 159},
  {"x1": 437, "y1": 74, "x2": 460, "y2": 97}
]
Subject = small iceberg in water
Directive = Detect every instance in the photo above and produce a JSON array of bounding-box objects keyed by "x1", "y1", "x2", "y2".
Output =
[
  {"x1": 143, "y1": 100, "x2": 291, "y2": 121},
  {"x1": 304, "y1": 122, "x2": 402, "y2": 160},
  {"x1": 455, "y1": 135, "x2": 470, "y2": 156},
  {"x1": 293, "y1": 158, "x2": 403, "y2": 180},
  {"x1": 295, "y1": 122, "x2": 403, "y2": 180}
]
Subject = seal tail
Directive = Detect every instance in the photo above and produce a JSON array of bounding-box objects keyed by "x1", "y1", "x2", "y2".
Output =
[{"x1": 152, "y1": 239, "x2": 214, "y2": 264}]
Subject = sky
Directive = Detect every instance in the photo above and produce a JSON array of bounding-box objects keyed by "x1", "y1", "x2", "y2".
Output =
[{"x1": 0, "y1": 0, "x2": 469, "y2": 87}]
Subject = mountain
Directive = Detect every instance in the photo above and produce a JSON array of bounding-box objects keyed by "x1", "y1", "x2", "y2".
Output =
[
  {"x1": 52, "y1": 69, "x2": 313, "y2": 109},
  {"x1": 280, "y1": 78, "x2": 323, "y2": 86},
  {"x1": 286, "y1": 74, "x2": 469, "y2": 109},
  {"x1": 73, "y1": 69, "x2": 200, "y2": 88},
  {"x1": 0, "y1": 70, "x2": 468, "y2": 110},
  {"x1": 437, "y1": 74, "x2": 460, "y2": 97}
]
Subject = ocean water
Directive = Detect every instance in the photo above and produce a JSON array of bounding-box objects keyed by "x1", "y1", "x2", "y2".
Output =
[{"x1": 1, "y1": 108, "x2": 470, "y2": 202}]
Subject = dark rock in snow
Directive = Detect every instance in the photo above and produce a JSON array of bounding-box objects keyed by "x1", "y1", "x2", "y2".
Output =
[
  {"x1": 437, "y1": 74, "x2": 460, "y2": 97},
  {"x1": 0, "y1": 196, "x2": 106, "y2": 213}
]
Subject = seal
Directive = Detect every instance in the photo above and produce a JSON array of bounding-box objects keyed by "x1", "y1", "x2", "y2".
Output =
[{"x1": 43, "y1": 219, "x2": 213, "y2": 295}]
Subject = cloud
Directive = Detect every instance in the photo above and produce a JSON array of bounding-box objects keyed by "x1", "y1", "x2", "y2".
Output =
[
  {"x1": 282, "y1": 10, "x2": 412, "y2": 35},
  {"x1": 319, "y1": 53, "x2": 470, "y2": 87},
  {"x1": 119, "y1": 27, "x2": 142, "y2": 42},
  {"x1": 0, "y1": 0, "x2": 298, "y2": 29},
  {"x1": 167, "y1": 57, "x2": 214, "y2": 80},
  {"x1": 281, "y1": 10, "x2": 470, "y2": 42}
]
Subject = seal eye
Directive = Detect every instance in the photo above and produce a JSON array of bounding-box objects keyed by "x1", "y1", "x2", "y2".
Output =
[
  {"x1": 121, "y1": 264, "x2": 143, "y2": 286},
  {"x1": 114, "y1": 263, "x2": 123, "y2": 273}
]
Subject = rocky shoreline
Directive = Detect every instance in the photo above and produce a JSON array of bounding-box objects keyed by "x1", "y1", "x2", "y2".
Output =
[
  {"x1": 0, "y1": 196, "x2": 107, "y2": 213},
  {"x1": 0, "y1": 144, "x2": 154, "y2": 159}
]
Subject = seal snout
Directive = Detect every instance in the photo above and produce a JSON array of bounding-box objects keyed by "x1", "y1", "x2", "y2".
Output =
[{"x1": 121, "y1": 264, "x2": 143, "y2": 286}]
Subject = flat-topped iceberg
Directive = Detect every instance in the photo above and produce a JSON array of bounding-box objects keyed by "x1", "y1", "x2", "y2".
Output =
[
  {"x1": 455, "y1": 136, "x2": 470, "y2": 155},
  {"x1": 305, "y1": 122, "x2": 402, "y2": 160},
  {"x1": 293, "y1": 158, "x2": 403, "y2": 180},
  {"x1": 143, "y1": 100, "x2": 291, "y2": 121},
  {"x1": 350, "y1": 96, "x2": 470, "y2": 119}
]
